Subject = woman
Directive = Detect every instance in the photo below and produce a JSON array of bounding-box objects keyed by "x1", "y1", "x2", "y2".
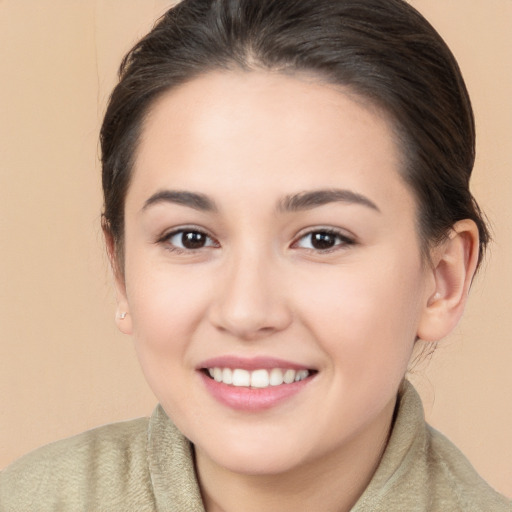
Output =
[{"x1": 1, "y1": 0, "x2": 510, "y2": 510}]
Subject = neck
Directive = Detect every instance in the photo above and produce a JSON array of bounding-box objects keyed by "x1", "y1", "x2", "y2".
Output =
[{"x1": 196, "y1": 397, "x2": 396, "y2": 512}]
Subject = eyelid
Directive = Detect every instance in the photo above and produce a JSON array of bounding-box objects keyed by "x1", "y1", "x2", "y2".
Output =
[
  {"x1": 157, "y1": 225, "x2": 220, "y2": 251},
  {"x1": 155, "y1": 225, "x2": 355, "y2": 254},
  {"x1": 291, "y1": 226, "x2": 356, "y2": 251}
]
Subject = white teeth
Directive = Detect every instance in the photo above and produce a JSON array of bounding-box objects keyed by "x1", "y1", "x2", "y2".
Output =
[
  {"x1": 222, "y1": 368, "x2": 233, "y2": 385},
  {"x1": 283, "y1": 369, "x2": 296, "y2": 384},
  {"x1": 295, "y1": 369, "x2": 308, "y2": 381},
  {"x1": 250, "y1": 369, "x2": 270, "y2": 388},
  {"x1": 207, "y1": 367, "x2": 310, "y2": 388},
  {"x1": 232, "y1": 369, "x2": 250, "y2": 387},
  {"x1": 213, "y1": 367, "x2": 223, "y2": 382},
  {"x1": 269, "y1": 368, "x2": 284, "y2": 386}
]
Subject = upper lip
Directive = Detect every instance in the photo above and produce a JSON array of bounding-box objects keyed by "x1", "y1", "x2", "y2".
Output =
[{"x1": 197, "y1": 355, "x2": 313, "y2": 371}]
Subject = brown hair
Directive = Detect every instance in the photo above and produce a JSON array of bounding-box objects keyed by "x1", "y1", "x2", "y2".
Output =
[{"x1": 101, "y1": 0, "x2": 489, "y2": 268}]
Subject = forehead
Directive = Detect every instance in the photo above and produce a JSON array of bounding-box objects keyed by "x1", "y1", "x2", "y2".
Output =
[{"x1": 129, "y1": 70, "x2": 413, "y2": 217}]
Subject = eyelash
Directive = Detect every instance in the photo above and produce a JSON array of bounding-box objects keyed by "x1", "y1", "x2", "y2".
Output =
[
  {"x1": 158, "y1": 227, "x2": 219, "y2": 254},
  {"x1": 292, "y1": 228, "x2": 356, "y2": 253},
  {"x1": 157, "y1": 227, "x2": 355, "y2": 254}
]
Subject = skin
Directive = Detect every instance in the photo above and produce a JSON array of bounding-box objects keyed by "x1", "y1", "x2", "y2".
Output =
[{"x1": 110, "y1": 71, "x2": 479, "y2": 512}]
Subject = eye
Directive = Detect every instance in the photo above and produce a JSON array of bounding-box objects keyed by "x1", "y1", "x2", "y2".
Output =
[
  {"x1": 163, "y1": 229, "x2": 218, "y2": 251},
  {"x1": 294, "y1": 229, "x2": 354, "y2": 252}
]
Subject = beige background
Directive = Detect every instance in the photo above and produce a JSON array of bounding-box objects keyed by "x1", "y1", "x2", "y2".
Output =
[{"x1": 1, "y1": 0, "x2": 511, "y2": 498}]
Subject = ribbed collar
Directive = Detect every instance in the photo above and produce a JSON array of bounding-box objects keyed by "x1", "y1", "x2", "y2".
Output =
[
  {"x1": 148, "y1": 405, "x2": 205, "y2": 511},
  {"x1": 351, "y1": 381, "x2": 429, "y2": 510}
]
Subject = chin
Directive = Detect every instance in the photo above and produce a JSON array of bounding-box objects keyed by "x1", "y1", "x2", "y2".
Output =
[
  {"x1": 193, "y1": 428, "x2": 314, "y2": 477},
  {"x1": 212, "y1": 448, "x2": 303, "y2": 476}
]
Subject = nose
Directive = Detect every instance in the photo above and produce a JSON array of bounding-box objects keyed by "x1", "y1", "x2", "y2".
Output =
[{"x1": 208, "y1": 250, "x2": 293, "y2": 340}]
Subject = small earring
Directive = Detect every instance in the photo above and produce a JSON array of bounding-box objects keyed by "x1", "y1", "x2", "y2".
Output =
[{"x1": 119, "y1": 312, "x2": 127, "y2": 320}]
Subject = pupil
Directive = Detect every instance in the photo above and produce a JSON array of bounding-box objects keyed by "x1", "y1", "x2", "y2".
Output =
[
  {"x1": 312, "y1": 232, "x2": 335, "y2": 250},
  {"x1": 182, "y1": 231, "x2": 205, "y2": 249}
]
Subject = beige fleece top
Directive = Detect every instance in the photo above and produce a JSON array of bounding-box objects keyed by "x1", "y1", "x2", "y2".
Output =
[{"x1": 1, "y1": 382, "x2": 509, "y2": 511}]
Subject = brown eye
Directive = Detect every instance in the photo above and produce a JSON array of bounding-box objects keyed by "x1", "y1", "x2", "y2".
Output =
[
  {"x1": 166, "y1": 229, "x2": 217, "y2": 250},
  {"x1": 181, "y1": 231, "x2": 207, "y2": 249},
  {"x1": 295, "y1": 230, "x2": 354, "y2": 251},
  {"x1": 310, "y1": 232, "x2": 337, "y2": 250}
]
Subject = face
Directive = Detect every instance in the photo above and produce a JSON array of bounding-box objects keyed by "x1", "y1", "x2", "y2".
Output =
[{"x1": 117, "y1": 71, "x2": 435, "y2": 476}]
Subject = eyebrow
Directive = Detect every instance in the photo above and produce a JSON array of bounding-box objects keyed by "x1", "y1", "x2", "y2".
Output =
[
  {"x1": 142, "y1": 190, "x2": 218, "y2": 212},
  {"x1": 278, "y1": 189, "x2": 380, "y2": 213},
  {"x1": 141, "y1": 187, "x2": 380, "y2": 215}
]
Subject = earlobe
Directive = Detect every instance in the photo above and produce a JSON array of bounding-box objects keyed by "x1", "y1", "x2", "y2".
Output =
[
  {"x1": 115, "y1": 307, "x2": 133, "y2": 335},
  {"x1": 417, "y1": 220, "x2": 480, "y2": 342},
  {"x1": 103, "y1": 219, "x2": 133, "y2": 335},
  {"x1": 112, "y1": 270, "x2": 133, "y2": 336}
]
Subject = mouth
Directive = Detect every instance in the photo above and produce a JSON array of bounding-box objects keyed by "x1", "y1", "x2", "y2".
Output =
[
  {"x1": 197, "y1": 356, "x2": 317, "y2": 410},
  {"x1": 202, "y1": 367, "x2": 313, "y2": 388}
]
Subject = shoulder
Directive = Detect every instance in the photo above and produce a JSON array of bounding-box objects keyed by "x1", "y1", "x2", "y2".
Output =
[
  {"x1": 425, "y1": 425, "x2": 511, "y2": 511},
  {"x1": 0, "y1": 417, "x2": 157, "y2": 512},
  {"x1": 355, "y1": 382, "x2": 511, "y2": 512}
]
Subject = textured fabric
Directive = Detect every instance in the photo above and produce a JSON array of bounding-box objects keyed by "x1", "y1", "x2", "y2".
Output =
[
  {"x1": 350, "y1": 383, "x2": 511, "y2": 511},
  {"x1": 1, "y1": 382, "x2": 509, "y2": 511}
]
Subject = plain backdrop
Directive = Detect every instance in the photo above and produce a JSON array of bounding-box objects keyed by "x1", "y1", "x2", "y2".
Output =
[{"x1": 0, "y1": 0, "x2": 511, "y2": 498}]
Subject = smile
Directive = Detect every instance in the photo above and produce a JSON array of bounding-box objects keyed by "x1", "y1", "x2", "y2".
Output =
[
  {"x1": 206, "y1": 368, "x2": 310, "y2": 388},
  {"x1": 199, "y1": 357, "x2": 316, "y2": 410}
]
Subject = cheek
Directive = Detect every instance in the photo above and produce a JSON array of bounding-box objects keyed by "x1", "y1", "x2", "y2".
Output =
[
  {"x1": 124, "y1": 257, "x2": 213, "y2": 364},
  {"x1": 124, "y1": 264, "x2": 214, "y2": 414},
  {"x1": 293, "y1": 255, "x2": 426, "y2": 371}
]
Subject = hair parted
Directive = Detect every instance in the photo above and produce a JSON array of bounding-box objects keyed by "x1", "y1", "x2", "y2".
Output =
[{"x1": 101, "y1": 0, "x2": 489, "y2": 268}]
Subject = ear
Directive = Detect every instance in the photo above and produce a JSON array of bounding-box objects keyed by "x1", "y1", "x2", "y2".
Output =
[
  {"x1": 417, "y1": 219, "x2": 480, "y2": 342},
  {"x1": 102, "y1": 219, "x2": 133, "y2": 336}
]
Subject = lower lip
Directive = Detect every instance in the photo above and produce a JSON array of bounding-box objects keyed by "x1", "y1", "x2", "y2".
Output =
[{"x1": 199, "y1": 372, "x2": 312, "y2": 411}]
